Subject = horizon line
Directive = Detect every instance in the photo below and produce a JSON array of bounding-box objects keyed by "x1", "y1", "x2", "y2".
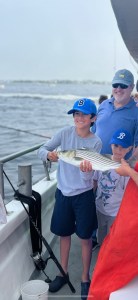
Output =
[{"x1": 0, "y1": 79, "x2": 111, "y2": 84}]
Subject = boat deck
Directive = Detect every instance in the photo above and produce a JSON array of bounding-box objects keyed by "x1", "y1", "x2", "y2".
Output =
[{"x1": 31, "y1": 234, "x2": 99, "y2": 299}]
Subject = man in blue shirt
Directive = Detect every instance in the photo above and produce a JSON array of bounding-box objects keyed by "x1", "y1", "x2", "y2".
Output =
[{"x1": 93, "y1": 69, "x2": 138, "y2": 159}]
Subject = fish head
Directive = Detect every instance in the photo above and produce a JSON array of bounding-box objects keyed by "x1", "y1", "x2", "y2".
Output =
[
  {"x1": 57, "y1": 150, "x2": 76, "y2": 159},
  {"x1": 57, "y1": 150, "x2": 83, "y2": 166}
]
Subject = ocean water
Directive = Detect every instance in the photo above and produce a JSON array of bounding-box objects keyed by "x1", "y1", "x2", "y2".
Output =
[{"x1": 0, "y1": 80, "x2": 111, "y2": 202}]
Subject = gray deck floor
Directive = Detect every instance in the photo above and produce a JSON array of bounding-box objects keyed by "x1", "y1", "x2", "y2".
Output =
[{"x1": 33, "y1": 234, "x2": 99, "y2": 299}]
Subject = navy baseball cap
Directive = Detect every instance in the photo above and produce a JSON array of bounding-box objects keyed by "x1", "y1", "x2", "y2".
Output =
[
  {"x1": 112, "y1": 69, "x2": 134, "y2": 86},
  {"x1": 110, "y1": 129, "x2": 133, "y2": 148},
  {"x1": 67, "y1": 98, "x2": 97, "y2": 115}
]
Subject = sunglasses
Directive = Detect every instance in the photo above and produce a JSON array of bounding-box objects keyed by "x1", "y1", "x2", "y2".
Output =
[{"x1": 112, "y1": 83, "x2": 129, "y2": 89}]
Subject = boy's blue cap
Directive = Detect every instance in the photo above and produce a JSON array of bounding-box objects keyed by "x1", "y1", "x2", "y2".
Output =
[
  {"x1": 67, "y1": 98, "x2": 97, "y2": 115},
  {"x1": 112, "y1": 69, "x2": 134, "y2": 86},
  {"x1": 110, "y1": 129, "x2": 133, "y2": 148}
]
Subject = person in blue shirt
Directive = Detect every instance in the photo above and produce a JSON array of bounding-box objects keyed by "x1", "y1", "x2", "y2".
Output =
[{"x1": 92, "y1": 69, "x2": 138, "y2": 159}]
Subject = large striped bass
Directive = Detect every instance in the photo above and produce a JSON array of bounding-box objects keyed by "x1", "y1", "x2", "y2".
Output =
[{"x1": 57, "y1": 149, "x2": 121, "y2": 171}]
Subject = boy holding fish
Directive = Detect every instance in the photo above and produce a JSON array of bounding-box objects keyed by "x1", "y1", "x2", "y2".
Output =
[{"x1": 38, "y1": 98, "x2": 102, "y2": 300}]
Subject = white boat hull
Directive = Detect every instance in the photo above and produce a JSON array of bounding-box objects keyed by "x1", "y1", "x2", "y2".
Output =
[{"x1": 0, "y1": 172, "x2": 57, "y2": 300}]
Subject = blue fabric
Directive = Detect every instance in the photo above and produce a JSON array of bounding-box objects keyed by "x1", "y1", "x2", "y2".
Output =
[
  {"x1": 67, "y1": 98, "x2": 97, "y2": 115},
  {"x1": 50, "y1": 188, "x2": 97, "y2": 239},
  {"x1": 92, "y1": 229, "x2": 97, "y2": 241},
  {"x1": 109, "y1": 128, "x2": 133, "y2": 148},
  {"x1": 93, "y1": 97, "x2": 138, "y2": 156}
]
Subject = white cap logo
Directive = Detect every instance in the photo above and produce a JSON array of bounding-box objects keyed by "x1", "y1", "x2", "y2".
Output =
[
  {"x1": 78, "y1": 99, "x2": 85, "y2": 106},
  {"x1": 117, "y1": 132, "x2": 126, "y2": 139},
  {"x1": 119, "y1": 74, "x2": 125, "y2": 78}
]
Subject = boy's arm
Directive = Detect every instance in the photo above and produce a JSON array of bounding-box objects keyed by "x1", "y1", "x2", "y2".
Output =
[
  {"x1": 38, "y1": 130, "x2": 62, "y2": 161},
  {"x1": 79, "y1": 160, "x2": 93, "y2": 181},
  {"x1": 116, "y1": 159, "x2": 138, "y2": 186}
]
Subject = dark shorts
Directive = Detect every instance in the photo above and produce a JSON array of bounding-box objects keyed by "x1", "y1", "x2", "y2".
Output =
[{"x1": 50, "y1": 188, "x2": 97, "y2": 239}]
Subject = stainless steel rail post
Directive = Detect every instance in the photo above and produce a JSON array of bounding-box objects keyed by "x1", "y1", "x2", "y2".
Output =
[
  {"x1": 43, "y1": 161, "x2": 51, "y2": 181},
  {"x1": 18, "y1": 164, "x2": 32, "y2": 196}
]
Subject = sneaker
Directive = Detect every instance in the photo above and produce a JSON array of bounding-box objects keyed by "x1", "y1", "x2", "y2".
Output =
[
  {"x1": 92, "y1": 240, "x2": 100, "y2": 251},
  {"x1": 81, "y1": 281, "x2": 91, "y2": 300},
  {"x1": 49, "y1": 274, "x2": 69, "y2": 292}
]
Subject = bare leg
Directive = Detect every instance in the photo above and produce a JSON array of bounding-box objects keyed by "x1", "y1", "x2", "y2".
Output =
[
  {"x1": 49, "y1": 236, "x2": 71, "y2": 292},
  {"x1": 60, "y1": 235, "x2": 71, "y2": 274},
  {"x1": 80, "y1": 237, "x2": 92, "y2": 282}
]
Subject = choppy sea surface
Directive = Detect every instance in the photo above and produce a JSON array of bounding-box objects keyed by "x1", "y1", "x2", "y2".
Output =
[{"x1": 0, "y1": 80, "x2": 111, "y2": 202}]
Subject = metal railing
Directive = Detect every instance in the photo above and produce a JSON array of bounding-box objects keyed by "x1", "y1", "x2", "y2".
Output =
[{"x1": 0, "y1": 143, "x2": 51, "y2": 201}]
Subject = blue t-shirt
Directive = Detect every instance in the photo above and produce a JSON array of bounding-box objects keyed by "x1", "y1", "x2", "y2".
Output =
[{"x1": 92, "y1": 97, "x2": 138, "y2": 155}]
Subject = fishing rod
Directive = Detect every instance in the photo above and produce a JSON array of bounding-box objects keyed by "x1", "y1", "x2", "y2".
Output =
[
  {"x1": 3, "y1": 169, "x2": 76, "y2": 293},
  {"x1": 0, "y1": 124, "x2": 51, "y2": 139}
]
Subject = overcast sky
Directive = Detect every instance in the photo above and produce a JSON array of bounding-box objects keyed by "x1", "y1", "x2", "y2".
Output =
[{"x1": 0, "y1": 0, "x2": 137, "y2": 82}]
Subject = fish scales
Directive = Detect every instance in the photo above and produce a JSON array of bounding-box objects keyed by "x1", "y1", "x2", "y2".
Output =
[
  {"x1": 57, "y1": 149, "x2": 121, "y2": 171},
  {"x1": 75, "y1": 150, "x2": 120, "y2": 167}
]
